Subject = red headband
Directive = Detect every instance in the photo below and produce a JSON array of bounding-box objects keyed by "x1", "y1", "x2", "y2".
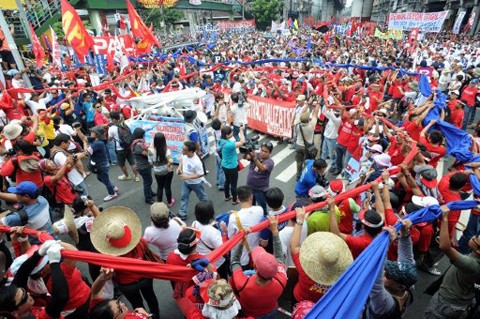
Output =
[{"x1": 107, "y1": 224, "x2": 132, "y2": 248}]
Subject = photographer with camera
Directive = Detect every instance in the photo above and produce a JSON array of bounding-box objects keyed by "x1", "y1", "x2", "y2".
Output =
[
  {"x1": 218, "y1": 125, "x2": 245, "y2": 205},
  {"x1": 230, "y1": 91, "x2": 249, "y2": 142},
  {"x1": 22, "y1": 61, "x2": 45, "y2": 90},
  {"x1": 294, "y1": 101, "x2": 320, "y2": 181},
  {"x1": 244, "y1": 141, "x2": 275, "y2": 215}
]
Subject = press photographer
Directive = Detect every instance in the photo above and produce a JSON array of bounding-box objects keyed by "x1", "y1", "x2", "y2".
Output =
[
  {"x1": 243, "y1": 141, "x2": 275, "y2": 215},
  {"x1": 230, "y1": 91, "x2": 249, "y2": 142}
]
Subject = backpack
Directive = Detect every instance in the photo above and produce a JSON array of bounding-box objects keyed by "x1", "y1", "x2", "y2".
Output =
[{"x1": 118, "y1": 124, "x2": 134, "y2": 149}]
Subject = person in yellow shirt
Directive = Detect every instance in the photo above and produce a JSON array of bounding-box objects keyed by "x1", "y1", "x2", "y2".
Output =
[{"x1": 38, "y1": 110, "x2": 56, "y2": 158}]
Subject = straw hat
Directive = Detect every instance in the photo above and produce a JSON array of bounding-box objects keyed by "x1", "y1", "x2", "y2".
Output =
[
  {"x1": 91, "y1": 206, "x2": 142, "y2": 256},
  {"x1": 299, "y1": 232, "x2": 353, "y2": 285},
  {"x1": 65, "y1": 206, "x2": 79, "y2": 244}
]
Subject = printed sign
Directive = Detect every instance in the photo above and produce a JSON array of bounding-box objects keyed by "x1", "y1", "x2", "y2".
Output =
[
  {"x1": 217, "y1": 19, "x2": 256, "y2": 32},
  {"x1": 127, "y1": 117, "x2": 210, "y2": 163},
  {"x1": 453, "y1": 10, "x2": 467, "y2": 34},
  {"x1": 345, "y1": 158, "x2": 372, "y2": 183},
  {"x1": 374, "y1": 28, "x2": 403, "y2": 40},
  {"x1": 246, "y1": 95, "x2": 296, "y2": 139},
  {"x1": 388, "y1": 11, "x2": 448, "y2": 32},
  {"x1": 92, "y1": 35, "x2": 133, "y2": 55}
]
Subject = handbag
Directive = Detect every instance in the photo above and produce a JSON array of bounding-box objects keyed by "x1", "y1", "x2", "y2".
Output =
[
  {"x1": 87, "y1": 161, "x2": 100, "y2": 174},
  {"x1": 298, "y1": 124, "x2": 318, "y2": 159},
  {"x1": 237, "y1": 159, "x2": 244, "y2": 171}
]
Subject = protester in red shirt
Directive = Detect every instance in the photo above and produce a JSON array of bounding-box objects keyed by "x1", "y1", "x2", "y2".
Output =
[
  {"x1": 93, "y1": 101, "x2": 110, "y2": 127},
  {"x1": 331, "y1": 107, "x2": 356, "y2": 175},
  {"x1": 447, "y1": 90, "x2": 462, "y2": 112},
  {"x1": 40, "y1": 158, "x2": 78, "y2": 206},
  {"x1": 450, "y1": 100, "x2": 464, "y2": 129},
  {"x1": 329, "y1": 182, "x2": 385, "y2": 258},
  {"x1": 0, "y1": 242, "x2": 69, "y2": 319},
  {"x1": 230, "y1": 215, "x2": 287, "y2": 317},
  {"x1": 1, "y1": 140, "x2": 44, "y2": 188},
  {"x1": 367, "y1": 84, "x2": 384, "y2": 115},
  {"x1": 438, "y1": 172, "x2": 468, "y2": 241},
  {"x1": 419, "y1": 120, "x2": 446, "y2": 168},
  {"x1": 460, "y1": 79, "x2": 479, "y2": 129},
  {"x1": 291, "y1": 205, "x2": 353, "y2": 302}
]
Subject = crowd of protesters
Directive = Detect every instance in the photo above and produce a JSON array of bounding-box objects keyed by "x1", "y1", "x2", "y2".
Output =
[{"x1": 0, "y1": 22, "x2": 479, "y2": 319}]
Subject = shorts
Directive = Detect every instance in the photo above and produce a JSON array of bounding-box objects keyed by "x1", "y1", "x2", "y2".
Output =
[
  {"x1": 116, "y1": 149, "x2": 135, "y2": 166},
  {"x1": 0, "y1": 50, "x2": 15, "y2": 65}
]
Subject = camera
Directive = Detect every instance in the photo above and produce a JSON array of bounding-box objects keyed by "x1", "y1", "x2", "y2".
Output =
[
  {"x1": 3, "y1": 148, "x2": 15, "y2": 157},
  {"x1": 239, "y1": 135, "x2": 260, "y2": 154},
  {"x1": 72, "y1": 122, "x2": 82, "y2": 129},
  {"x1": 237, "y1": 90, "x2": 247, "y2": 107}
]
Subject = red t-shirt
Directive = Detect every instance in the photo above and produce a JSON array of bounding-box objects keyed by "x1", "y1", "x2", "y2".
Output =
[
  {"x1": 43, "y1": 175, "x2": 77, "y2": 205},
  {"x1": 438, "y1": 173, "x2": 462, "y2": 240},
  {"x1": 336, "y1": 117, "x2": 353, "y2": 147},
  {"x1": 448, "y1": 99, "x2": 462, "y2": 112},
  {"x1": 388, "y1": 136, "x2": 406, "y2": 165},
  {"x1": 46, "y1": 262, "x2": 90, "y2": 311},
  {"x1": 30, "y1": 306, "x2": 63, "y2": 319},
  {"x1": 450, "y1": 108, "x2": 464, "y2": 129},
  {"x1": 368, "y1": 91, "x2": 383, "y2": 114},
  {"x1": 402, "y1": 120, "x2": 422, "y2": 142},
  {"x1": 345, "y1": 233, "x2": 374, "y2": 259},
  {"x1": 0, "y1": 154, "x2": 44, "y2": 188},
  {"x1": 461, "y1": 86, "x2": 478, "y2": 107},
  {"x1": 166, "y1": 250, "x2": 205, "y2": 298},
  {"x1": 419, "y1": 136, "x2": 446, "y2": 168},
  {"x1": 114, "y1": 239, "x2": 150, "y2": 285},
  {"x1": 231, "y1": 265, "x2": 287, "y2": 317},
  {"x1": 292, "y1": 252, "x2": 329, "y2": 302},
  {"x1": 93, "y1": 112, "x2": 109, "y2": 126},
  {"x1": 391, "y1": 82, "x2": 404, "y2": 99}
]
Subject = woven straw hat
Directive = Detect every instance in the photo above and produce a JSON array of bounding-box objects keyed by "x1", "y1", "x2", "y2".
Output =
[
  {"x1": 64, "y1": 206, "x2": 79, "y2": 244},
  {"x1": 90, "y1": 206, "x2": 142, "y2": 256},
  {"x1": 299, "y1": 232, "x2": 353, "y2": 285}
]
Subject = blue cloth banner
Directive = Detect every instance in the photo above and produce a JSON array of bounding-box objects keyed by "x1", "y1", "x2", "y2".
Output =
[
  {"x1": 306, "y1": 200, "x2": 478, "y2": 319},
  {"x1": 419, "y1": 74, "x2": 432, "y2": 97},
  {"x1": 94, "y1": 54, "x2": 106, "y2": 75}
]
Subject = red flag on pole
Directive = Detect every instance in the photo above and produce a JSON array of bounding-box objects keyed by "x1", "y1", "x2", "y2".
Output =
[
  {"x1": 30, "y1": 25, "x2": 45, "y2": 68},
  {"x1": 126, "y1": 0, "x2": 160, "y2": 47},
  {"x1": 61, "y1": 0, "x2": 94, "y2": 61}
]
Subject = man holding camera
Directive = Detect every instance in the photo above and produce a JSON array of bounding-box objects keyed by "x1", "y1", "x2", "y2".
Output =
[
  {"x1": 245, "y1": 142, "x2": 275, "y2": 215},
  {"x1": 230, "y1": 92, "x2": 249, "y2": 142}
]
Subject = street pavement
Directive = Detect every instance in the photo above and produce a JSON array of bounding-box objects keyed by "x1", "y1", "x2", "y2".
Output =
[{"x1": 74, "y1": 128, "x2": 451, "y2": 318}]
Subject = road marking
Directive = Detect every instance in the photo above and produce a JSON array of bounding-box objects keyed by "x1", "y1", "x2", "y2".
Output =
[
  {"x1": 271, "y1": 145, "x2": 293, "y2": 166},
  {"x1": 275, "y1": 161, "x2": 297, "y2": 183}
]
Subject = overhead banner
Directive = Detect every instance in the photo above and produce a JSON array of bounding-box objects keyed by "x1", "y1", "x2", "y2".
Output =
[
  {"x1": 374, "y1": 28, "x2": 403, "y2": 40},
  {"x1": 217, "y1": 19, "x2": 256, "y2": 32},
  {"x1": 388, "y1": 11, "x2": 448, "y2": 32},
  {"x1": 246, "y1": 95, "x2": 296, "y2": 138},
  {"x1": 92, "y1": 34, "x2": 133, "y2": 55},
  {"x1": 453, "y1": 10, "x2": 467, "y2": 34}
]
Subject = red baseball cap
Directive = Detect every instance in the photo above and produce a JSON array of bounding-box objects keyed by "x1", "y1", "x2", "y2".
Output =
[{"x1": 251, "y1": 246, "x2": 279, "y2": 279}]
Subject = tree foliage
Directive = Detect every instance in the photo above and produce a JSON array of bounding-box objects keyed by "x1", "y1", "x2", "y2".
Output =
[
  {"x1": 250, "y1": 0, "x2": 283, "y2": 29},
  {"x1": 139, "y1": 7, "x2": 184, "y2": 30},
  {"x1": 51, "y1": 19, "x2": 92, "y2": 39}
]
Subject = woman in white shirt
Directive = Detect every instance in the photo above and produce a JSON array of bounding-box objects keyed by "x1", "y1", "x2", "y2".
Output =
[
  {"x1": 191, "y1": 200, "x2": 228, "y2": 278},
  {"x1": 143, "y1": 202, "x2": 185, "y2": 261}
]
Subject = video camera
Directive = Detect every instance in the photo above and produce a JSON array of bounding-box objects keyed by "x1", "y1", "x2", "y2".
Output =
[{"x1": 239, "y1": 135, "x2": 260, "y2": 154}]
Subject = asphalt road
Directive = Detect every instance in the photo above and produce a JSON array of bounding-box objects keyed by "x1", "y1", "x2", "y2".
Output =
[{"x1": 72, "y1": 129, "x2": 450, "y2": 318}]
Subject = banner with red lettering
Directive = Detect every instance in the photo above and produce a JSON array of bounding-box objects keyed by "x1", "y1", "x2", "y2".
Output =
[
  {"x1": 388, "y1": 11, "x2": 448, "y2": 32},
  {"x1": 217, "y1": 19, "x2": 256, "y2": 32},
  {"x1": 92, "y1": 35, "x2": 133, "y2": 55},
  {"x1": 246, "y1": 95, "x2": 296, "y2": 138}
]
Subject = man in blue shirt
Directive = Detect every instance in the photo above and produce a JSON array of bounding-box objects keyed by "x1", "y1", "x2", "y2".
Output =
[
  {"x1": 82, "y1": 93, "x2": 95, "y2": 131},
  {"x1": 0, "y1": 181, "x2": 56, "y2": 242},
  {"x1": 294, "y1": 159, "x2": 328, "y2": 198}
]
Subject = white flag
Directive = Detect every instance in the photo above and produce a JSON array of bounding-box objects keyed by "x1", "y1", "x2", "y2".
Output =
[
  {"x1": 49, "y1": 26, "x2": 61, "y2": 68},
  {"x1": 114, "y1": 35, "x2": 129, "y2": 74}
]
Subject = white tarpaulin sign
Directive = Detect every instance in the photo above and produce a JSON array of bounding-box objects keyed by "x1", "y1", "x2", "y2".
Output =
[
  {"x1": 388, "y1": 11, "x2": 448, "y2": 32},
  {"x1": 453, "y1": 10, "x2": 467, "y2": 34}
]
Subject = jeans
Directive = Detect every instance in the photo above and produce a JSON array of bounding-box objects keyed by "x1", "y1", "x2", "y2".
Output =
[
  {"x1": 223, "y1": 167, "x2": 238, "y2": 201},
  {"x1": 333, "y1": 144, "x2": 347, "y2": 172},
  {"x1": 138, "y1": 167, "x2": 154, "y2": 202},
  {"x1": 117, "y1": 278, "x2": 160, "y2": 319},
  {"x1": 424, "y1": 292, "x2": 468, "y2": 319},
  {"x1": 255, "y1": 308, "x2": 278, "y2": 319},
  {"x1": 345, "y1": 151, "x2": 353, "y2": 168},
  {"x1": 107, "y1": 140, "x2": 117, "y2": 164},
  {"x1": 178, "y1": 182, "x2": 208, "y2": 218},
  {"x1": 233, "y1": 125, "x2": 247, "y2": 142},
  {"x1": 215, "y1": 154, "x2": 225, "y2": 189},
  {"x1": 154, "y1": 171, "x2": 173, "y2": 203},
  {"x1": 462, "y1": 106, "x2": 475, "y2": 130},
  {"x1": 97, "y1": 165, "x2": 115, "y2": 195},
  {"x1": 458, "y1": 213, "x2": 480, "y2": 254},
  {"x1": 75, "y1": 180, "x2": 88, "y2": 196},
  {"x1": 321, "y1": 137, "x2": 336, "y2": 161},
  {"x1": 253, "y1": 189, "x2": 267, "y2": 215}
]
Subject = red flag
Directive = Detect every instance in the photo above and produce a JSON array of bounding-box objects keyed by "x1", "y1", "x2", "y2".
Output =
[
  {"x1": 0, "y1": 90, "x2": 13, "y2": 110},
  {"x1": 61, "y1": 0, "x2": 94, "y2": 60},
  {"x1": 136, "y1": 39, "x2": 151, "y2": 54},
  {"x1": 30, "y1": 25, "x2": 45, "y2": 67},
  {"x1": 126, "y1": 0, "x2": 160, "y2": 47},
  {"x1": 408, "y1": 27, "x2": 419, "y2": 44}
]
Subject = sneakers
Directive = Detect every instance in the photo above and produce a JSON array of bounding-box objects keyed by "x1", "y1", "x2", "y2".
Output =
[
  {"x1": 103, "y1": 193, "x2": 118, "y2": 202},
  {"x1": 225, "y1": 196, "x2": 232, "y2": 201},
  {"x1": 232, "y1": 200, "x2": 239, "y2": 205},
  {"x1": 168, "y1": 199, "x2": 175, "y2": 208},
  {"x1": 114, "y1": 186, "x2": 119, "y2": 193},
  {"x1": 135, "y1": 176, "x2": 141, "y2": 182},
  {"x1": 118, "y1": 175, "x2": 132, "y2": 181},
  {"x1": 418, "y1": 261, "x2": 442, "y2": 276}
]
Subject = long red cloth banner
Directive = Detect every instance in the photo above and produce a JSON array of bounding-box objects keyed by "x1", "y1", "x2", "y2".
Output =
[{"x1": 246, "y1": 95, "x2": 296, "y2": 139}]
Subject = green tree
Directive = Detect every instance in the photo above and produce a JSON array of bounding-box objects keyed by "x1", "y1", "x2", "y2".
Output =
[
  {"x1": 139, "y1": 7, "x2": 184, "y2": 31},
  {"x1": 250, "y1": 0, "x2": 283, "y2": 29},
  {"x1": 51, "y1": 19, "x2": 92, "y2": 39}
]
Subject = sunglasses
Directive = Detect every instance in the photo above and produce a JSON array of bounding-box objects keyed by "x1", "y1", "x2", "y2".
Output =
[
  {"x1": 261, "y1": 142, "x2": 273, "y2": 150},
  {"x1": 15, "y1": 288, "x2": 28, "y2": 309}
]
